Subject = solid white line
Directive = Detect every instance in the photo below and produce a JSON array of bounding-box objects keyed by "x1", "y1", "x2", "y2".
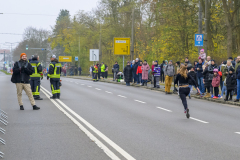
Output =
[
  {"x1": 41, "y1": 87, "x2": 135, "y2": 160},
  {"x1": 134, "y1": 100, "x2": 146, "y2": 104},
  {"x1": 118, "y1": 95, "x2": 127, "y2": 98},
  {"x1": 190, "y1": 117, "x2": 209, "y2": 124},
  {"x1": 105, "y1": 91, "x2": 112, "y2": 94},
  {"x1": 235, "y1": 132, "x2": 240, "y2": 135},
  {"x1": 40, "y1": 89, "x2": 120, "y2": 160},
  {"x1": 156, "y1": 107, "x2": 172, "y2": 112},
  {"x1": 88, "y1": 86, "x2": 92, "y2": 87},
  {"x1": 95, "y1": 88, "x2": 101, "y2": 90}
]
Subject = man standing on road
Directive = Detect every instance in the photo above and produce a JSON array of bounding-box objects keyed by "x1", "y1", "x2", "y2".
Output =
[
  {"x1": 93, "y1": 64, "x2": 99, "y2": 82},
  {"x1": 30, "y1": 55, "x2": 43, "y2": 100},
  {"x1": 47, "y1": 55, "x2": 62, "y2": 99},
  {"x1": 164, "y1": 60, "x2": 175, "y2": 94},
  {"x1": 11, "y1": 53, "x2": 40, "y2": 110}
]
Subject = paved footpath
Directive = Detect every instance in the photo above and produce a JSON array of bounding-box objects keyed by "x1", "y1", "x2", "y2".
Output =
[{"x1": 0, "y1": 73, "x2": 240, "y2": 160}]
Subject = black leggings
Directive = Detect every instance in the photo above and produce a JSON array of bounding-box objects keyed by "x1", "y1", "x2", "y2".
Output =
[
  {"x1": 226, "y1": 89, "x2": 233, "y2": 100},
  {"x1": 206, "y1": 86, "x2": 210, "y2": 93},
  {"x1": 214, "y1": 87, "x2": 219, "y2": 97},
  {"x1": 160, "y1": 72, "x2": 165, "y2": 83},
  {"x1": 179, "y1": 87, "x2": 190, "y2": 110}
]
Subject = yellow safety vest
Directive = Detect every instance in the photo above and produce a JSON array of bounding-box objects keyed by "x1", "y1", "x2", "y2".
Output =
[
  {"x1": 48, "y1": 63, "x2": 62, "y2": 78},
  {"x1": 30, "y1": 62, "x2": 42, "y2": 77}
]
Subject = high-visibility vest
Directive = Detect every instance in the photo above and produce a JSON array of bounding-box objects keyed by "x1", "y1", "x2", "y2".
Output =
[
  {"x1": 93, "y1": 66, "x2": 98, "y2": 73},
  {"x1": 48, "y1": 63, "x2": 62, "y2": 78},
  {"x1": 30, "y1": 62, "x2": 42, "y2": 77},
  {"x1": 101, "y1": 64, "x2": 105, "y2": 72}
]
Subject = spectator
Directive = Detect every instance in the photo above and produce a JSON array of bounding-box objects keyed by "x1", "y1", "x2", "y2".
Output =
[
  {"x1": 203, "y1": 63, "x2": 211, "y2": 98},
  {"x1": 208, "y1": 60, "x2": 218, "y2": 97},
  {"x1": 98, "y1": 64, "x2": 101, "y2": 79},
  {"x1": 136, "y1": 61, "x2": 143, "y2": 85},
  {"x1": 164, "y1": 60, "x2": 175, "y2": 94},
  {"x1": 101, "y1": 62, "x2": 105, "y2": 79},
  {"x1": 78, "y1": 66, "x2": 82, "y2": 76},
  {"x1": 234, "y1": 56, "x2": 240, "y2": 102},
  {"x1": 199, "y1": 49, "x2": 206, "y2": 62},
  {"x1": 141, "y1": 60, "x2": 150, "y2": 86},
  {"x1": 229, "y1": 57, "x2": 236, "y2": 68},
  {"x1": 124, "y1": 61, "x2": 133, "y2": 86},
  {"x1": 212, "y1": 69, "x2": 220, "y2": 99},
  {"x1": 113, "y1": 61, "x2": 120, "y2": 81},
  {"x1": 185, "y1": 57, "x2": 192, "y2": 70},
  {"x1": 194, "y1": 61, "x2": 198, "y2": 71},
  {"x1": 188, "y1": 66, "x2": 198, "y2": 99},
  {"x1": 153, "y1": 61, "x2": 161, "y2": 88},
  {"x1": 74, "y1": 67, "x2": 78, "y2": 76},
  {"x1": 105, "y1": 64, "x2": 108, "y2": 79},
  {"x1": 133, "y1": 58, "x2": 139, "y2": 83},
  {"x1": 222, "y1": 60, "x2": 233, "y2": 98},
  {"x1": 89, "y1": 65, "x2": 92, "y2": 77},
  {"x1": 131, "y1": 60, "x2": 135, "y2": 82},
  {"x1": 196, "y1": 58, "x2": 204, "y2": 95},
  {"x1": 225, "y1": 67, "x2": 236, "y2": 101}
]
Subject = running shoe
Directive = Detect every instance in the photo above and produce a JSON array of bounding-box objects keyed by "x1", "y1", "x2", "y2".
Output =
[
  {"x1": 211, "y1": 95, "x2": 214, "y2": 98},
  {"x1": 186, "y1": 109, "x2": 190, "y2": 119},
  {"x1": 213, "y1": 96, "x2": 218, "y2": 99}
]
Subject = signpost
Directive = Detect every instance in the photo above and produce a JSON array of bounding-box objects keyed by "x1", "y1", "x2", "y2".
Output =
[
  {"x1": 113, "y1": 37, "x2": 130, "y2": 69},
  {"x1": 195, "y1": 34, "x2": 204, "y2": 47},
  {"x1": 59, "y1": 56, "x2": 72, "y2": 62},
  {"x1": 75, "y1": 56, "x2": 78, "y2": 61},
  {"x1": 89, "y1": 49, "x2": 99, "y2": 62}
]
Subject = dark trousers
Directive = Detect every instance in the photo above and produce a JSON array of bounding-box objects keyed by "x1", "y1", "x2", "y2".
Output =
[
  {"x1": 79, "y1": 71, "x2": 81, "y2": 76},
  {"x1": 179, "y1": 87, "x2": 190, "y2": 110},
  {"x1": 214, "y1": 87, "x2": 219, "y2": 97},
  {"x1": 206, "y1": 86, "x2": 210, "y2": 93},
  {"x1": 226, "y1": 89, "x2": 233, "y2": 100},
  {"x1": 30, "y1": 77, "x2": 41, "y2": 97},
  {"x1": 101, "y1": 72, "x2": 105, "y2": 78},
  {"x1": 105, "y1": 72, "x2": 108, "y2": 79},
  {"x1": 134, "y1": 73, "x2": 138, "y2": 83},
  {"x1": 50, "y1": 78, "x2": 60, "y2": 98},
  {"x1": 160, "y1": 72, "x2": 165, "y2": 83},
  {"x1": 93, "y1": 73, "x2": 98, "y2": 81}
]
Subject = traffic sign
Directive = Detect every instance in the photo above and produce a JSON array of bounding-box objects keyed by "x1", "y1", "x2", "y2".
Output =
[
  {"x1": 59, "y1": 56, "x2": 72, "y2": 62},
  {"x1": 195, "y1": 34, "x2": 204, "y2": 46},
  {"x1": 113, "y1": 38, "x2": 130, "y2": 55},
  {"x1": 75, "y1": 56, "x2": 78, "y2": 61},
  {"x1": 89, "y1": 49, "x2": 99, "y2": 61}
]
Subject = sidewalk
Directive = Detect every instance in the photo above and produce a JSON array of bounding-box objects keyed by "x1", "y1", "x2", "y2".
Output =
[{"x1": 65, "y1": 76, "x2": 240, "y2": 107}]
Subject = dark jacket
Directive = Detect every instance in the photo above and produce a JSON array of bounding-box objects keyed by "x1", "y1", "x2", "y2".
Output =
[
  {"x1": 49, "y1": 59, "x2": 61, "y2": 75},
  {"x1": 226, "y1": 73, "x2": 236, "y2": 90},
  {"x1": 30, "y1": 59, "x2": 42, "y2": 74},
  {"x1": 11, "y1": 60, "x2": 33, "y2": 84},
  {"x1": 188, "y1": 71, "x2": 198, "y2": 86},
  {"x1": 133, "y1": 62, "x2": 139, "y2": 73},
  {"x1": 204, "y1": 64, "x2": 218, "y2": 81},
  {"x1": 203, "y1": 67, "x2": 211, "y2": 87},
  {"x1": 113, "y1": 64, "x2": 119, "y2": 70},
  {"x1": 124, "y1": 65, "x2": 133, "y2": 82},
  {"x1": 195, "y1": 63, "x2": 203, "y2": 78},
  {"x1": 236, "y1": 64, "x2": 240, "y2": 79},
  {"x1": 185, "y1": 61, "x2": 192, "y2": 71}
]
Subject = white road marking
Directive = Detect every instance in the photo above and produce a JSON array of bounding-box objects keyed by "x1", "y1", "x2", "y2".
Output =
[
  {"x1": 41, "y1": 87, "x2": 135, "y2": 160},
  {"x1": 105, "y1": 91, "x2": 112, "y2": 94},
  {"x1": 134, "y1": 100, "x2": 146, "y2": 104},
  {"x1": 70, "y1": 81, "x2": 73, "y2": 82},
  {"x1": 190, "y1": 117, "x2": 209, "y2": 124},
  {"x1": 81, "y1": 84, "x2": 85, "y2": 85},
  {"x1": 235, "y1": 132, "x2": 240, "y2": 135},
  {"x1": 156, "y1": 107, "x2": 172, "y2": 112},
  {"x1": 75, "y1": 82, "x2": 79, "y2": 84},
  {"x1": 40, "y1": 89, "x2": 121, "y2": 160},
  {"x1": 88, "y1": 86, "x2": 92, "y2": 88},
  {"x1": 118, "y1": 95, "x2": 127, "y2": 98},
  {"x1": 95, "y1": 88, "x2": 101, "y2": 90}
]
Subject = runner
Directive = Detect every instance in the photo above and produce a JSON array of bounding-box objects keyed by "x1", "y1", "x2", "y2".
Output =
[{"x1": 174, "y1": 65, "x2": 200, "y2": 118}]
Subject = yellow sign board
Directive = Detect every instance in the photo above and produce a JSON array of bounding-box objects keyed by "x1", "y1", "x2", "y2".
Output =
[
  {"x1": 114, "y1": 38, "x2": 130, "y2": 55},
  {"x1": 59, "y1": 56, "x2": 72, "y2": 62}
]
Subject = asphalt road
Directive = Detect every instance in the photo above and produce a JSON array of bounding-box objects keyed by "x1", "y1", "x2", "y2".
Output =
[{"x1": 0, "y1": 73, "x2": 240, "y2": 160}]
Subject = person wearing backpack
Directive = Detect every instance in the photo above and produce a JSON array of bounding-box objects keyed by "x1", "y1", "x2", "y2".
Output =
[
  {"x1": 11, "y1": 53, "x2": 40, "y2": 110},
  {"x1": 164, "y1": 60, "x2": 175, "y2": 94}
]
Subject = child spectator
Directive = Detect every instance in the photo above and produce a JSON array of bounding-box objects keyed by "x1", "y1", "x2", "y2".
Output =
[
  {"x1": 211, "y1": 68, "x2": 220, "y2": 99},
  {"x1": 199, "y1": 49, "x2": 206, "y2": 62},
  {"x1": 136, "y1": 61, "x2": 143, "y2": 85},
  {"x1": 225, "y1": 68, "x2": 236, "y2": 101}
]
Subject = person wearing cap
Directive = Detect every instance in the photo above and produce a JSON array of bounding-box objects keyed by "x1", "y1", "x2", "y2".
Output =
[
  {"x1": 11, "y1": 53, "x2": 40, "y2": 110},
  {"x1": 47, "y1": 55, "x2": 62, "y2": 99},
  {"x1": 30, "y1": 55, "x2": 43, "y2": 100},
  {"x1": 101, "y1": 62, "x2": 105, "y2": 79},
  {"x1": 164, "y1": 60, "x2": 175, "y2": 94}
]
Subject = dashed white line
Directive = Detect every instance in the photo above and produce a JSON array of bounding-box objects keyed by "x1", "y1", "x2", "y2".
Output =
[
  {"x1": 75, "y1": 82, "x2": 79, "y2": 84},
  {"x1": 134, "y1": 100, "x2": 146, "y2": 104},
  {"x1": 95, "y1": 88, "x2": 101, "y2": 90},
  {"x1": 81, "y1": 84, "x2": 85, "y2": 85},
  {"x1": 105, "y1": 91, "x2": 113, "y2": 94},
  {"x1": 235, "y1": 132, "x2": 240, "y2": 135},
  {"x1": 190, "y1": 117, "x2": 209, "y2": 124},
  {"x1": 88, "y1": 86, "x2": 92, "y2": 88},
  {"x1": 118, "y1": 95, "x2": 127, "y2": 98},
  {"x1": 156, "y1": 107, "x2": 172, "y2": 112}
]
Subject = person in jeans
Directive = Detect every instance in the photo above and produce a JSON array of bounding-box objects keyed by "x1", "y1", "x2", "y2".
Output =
[
  {"x1": 234, "y1": 56, "x2": 240, "y2": 102},
  {"x1": 164, "y1": 60, "x2": 175, "y2": 94},
  {"x1": 195, "y1": 58, "x2": 204, "y2": 95},
  {"x1": 11, "y1": 53, "x2": 40, "y2": 110},
  {"x1": 136, "y1": 61, "x2": 143, "y2": 85},
  {"x1": 124, "y1": 61, "x2": 133, "y2": 86}
]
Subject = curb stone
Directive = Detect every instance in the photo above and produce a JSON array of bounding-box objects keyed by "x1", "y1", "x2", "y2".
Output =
[{"x1": 66, "y1": 76, "x2": 240, "y2": 107}]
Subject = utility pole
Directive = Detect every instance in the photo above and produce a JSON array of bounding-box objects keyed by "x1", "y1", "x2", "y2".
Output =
[
  {"x1": 204, "y1": 0, "x2": 208, "y2": 55},
  {"x1": 79, "y1": 36, "x2": 80, "y2": 68},
  {"x1": 99, "y1": 21, "x2": 102, "y2": 62},
  {"x1": 131, "y1": 8, "x2": 135, "y2": 61},
  {"x1": 3, "y1": 51, "x2": 5, "y2": 70},
  {"x1": 198, "y1": 0, "x2": 203, "y2": 53}
]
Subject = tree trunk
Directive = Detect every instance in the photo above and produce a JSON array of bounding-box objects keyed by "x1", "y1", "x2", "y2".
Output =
[{"x1": 227, "y1": 25, "x2": 233, "y2": 57}]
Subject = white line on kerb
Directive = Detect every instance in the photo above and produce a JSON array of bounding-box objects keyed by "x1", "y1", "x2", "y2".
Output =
[
  {"x1": 40, "y1": 88, "x2": 121, "y2": 160},
  {"x1": 105, "y1": 91, "x2": 112, "y2": 94},
  {"x1": 87, "y1": 86, "x2": 92, "y2": 87},
  {"x1": 118, "y1": 95, "x2": 127, "y2": 98},
  {"x1": 190, "y1": 117, "x2": 209, "y2": 124},
  {"x1": 41, "y1": 87, "x2": 135, "y2": 160},
  {"x1": 95, "y1": 88, "x2": 101, "y2": 90},
  {"x1": 134, "y1": 100, "x2": 146, "y2": 104},
  {"x1": 235, "y1": 132, "x2": 240, "y2": 135},
  {"x1": 156, "y1": 107, "x2": 172, "y2": 112}
]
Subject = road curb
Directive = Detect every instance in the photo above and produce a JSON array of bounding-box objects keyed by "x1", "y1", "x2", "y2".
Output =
[{"x1": 65, "y1": 76, "x2": 240, "y2": 107}]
